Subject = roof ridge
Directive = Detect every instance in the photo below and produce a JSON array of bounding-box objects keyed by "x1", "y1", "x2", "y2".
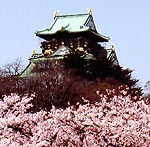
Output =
[{"x1": 56, "y1": 13, "x2": 90, "y2": 18}]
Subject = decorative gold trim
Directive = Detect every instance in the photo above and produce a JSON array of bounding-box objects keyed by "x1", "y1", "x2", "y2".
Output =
[
  {"x1": 54, "y1": 10, "x2": 59, "y2": 18},
  {"x1": 111, "y1": 44, "x2": 115, "y2": 51},
  {"x1": 87, "y1": 7, "x2": 92, "y2": 15},
  {"x1": 31, "y1": 49, "x2": 37, "y2": 56}
]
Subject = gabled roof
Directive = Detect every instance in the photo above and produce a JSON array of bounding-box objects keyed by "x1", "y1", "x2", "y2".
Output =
[
  {"x1": 106, "y1": 49, "x2": 119, "y2": 65},
  {"x1": 51, "y1": 45, "x2": 71, "y2": 57},
  {"x1": 35, "y1": 13, "x2": 109, "y2": 42}
]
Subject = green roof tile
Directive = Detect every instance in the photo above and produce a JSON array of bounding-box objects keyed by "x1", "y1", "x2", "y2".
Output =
[{"x1": 36, "y1": 13, "x2": 109, "y2": 42}]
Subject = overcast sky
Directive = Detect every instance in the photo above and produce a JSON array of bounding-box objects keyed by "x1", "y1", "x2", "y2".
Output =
[{"x1": 0, "y1": 0, "x2": 149, "y2": 86}]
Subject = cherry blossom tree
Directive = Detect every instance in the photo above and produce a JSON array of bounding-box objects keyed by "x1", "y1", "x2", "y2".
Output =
[{"x1": 0, "y1": 86, "x2": 150, "y2": 146}]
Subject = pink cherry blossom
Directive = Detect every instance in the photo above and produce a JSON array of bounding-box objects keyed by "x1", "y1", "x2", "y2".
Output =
[{"x1": 0, "y1": 87, "x2": 150, "y2": 146}]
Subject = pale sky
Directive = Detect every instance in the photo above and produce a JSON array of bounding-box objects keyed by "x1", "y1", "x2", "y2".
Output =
[{"x1": 0, "y1": 0, "x2": 150, "y2": 86}]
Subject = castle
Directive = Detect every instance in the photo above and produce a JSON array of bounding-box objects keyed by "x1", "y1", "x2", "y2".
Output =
[{"x1": 21, "y1": 9, "x2": 119, "y2": 77}]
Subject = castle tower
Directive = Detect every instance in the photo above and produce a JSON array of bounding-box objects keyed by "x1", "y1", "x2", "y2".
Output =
[{"x1": 21, "y1": 10, "x2": 119, "y2": 77}]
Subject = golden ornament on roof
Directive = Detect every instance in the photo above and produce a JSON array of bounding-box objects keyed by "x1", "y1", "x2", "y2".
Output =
[
  {"x1": 87, "y1": 7, "x2": 92, "y2": 15},
  {"x1": 31, "y1": 49, "x2": 37, "y2": 56},
  {"x1": 111, "y1": 44, "x2": 115, "y2": 51},
  {"x1": 54, "y1": 10, "x2": 59, "y2": 18}
]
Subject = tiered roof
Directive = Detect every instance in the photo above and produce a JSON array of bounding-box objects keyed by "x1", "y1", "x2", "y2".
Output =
[
  {"x1": 20, "y1": 10, "x2": 119, "y2": 77},
  {"x1": 35, "y1": 13, "x2": 109, "y2": 42}
]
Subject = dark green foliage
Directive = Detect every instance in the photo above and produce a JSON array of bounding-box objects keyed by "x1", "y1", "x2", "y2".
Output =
[
  {"x1": 0, "y1": 53, "x2": 142, "y2": 111},
  {"x1": 64, "y1": 51, "x2": 142, "y2": 95}
]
